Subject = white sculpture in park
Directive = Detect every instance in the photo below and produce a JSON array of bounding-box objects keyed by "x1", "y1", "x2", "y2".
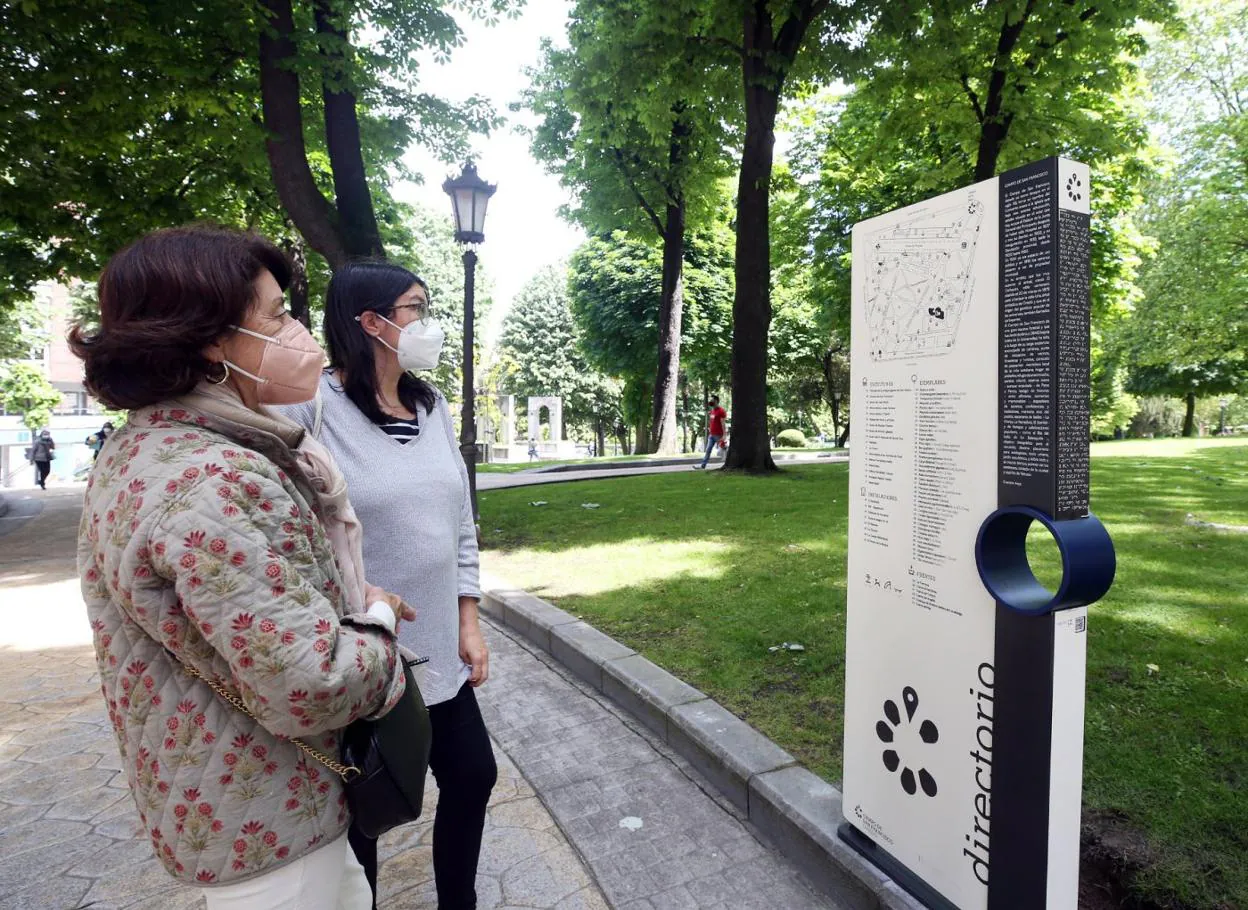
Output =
[
  {"x1": 482, "y1": 394, "x2": 577, "y2": 462},
  {"x1": 526, "y1": 396, "x2": 563, "y2": 443}
]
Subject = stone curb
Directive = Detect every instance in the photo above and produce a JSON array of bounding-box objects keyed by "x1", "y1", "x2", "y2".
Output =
[{"x1": 479, "y1": 574, "x2": 923, "y2": 910}]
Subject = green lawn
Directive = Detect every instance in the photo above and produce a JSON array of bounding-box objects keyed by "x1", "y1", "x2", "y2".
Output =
[{"x1": 479, "y1": 438, "x2": 1248, "y2": 910}]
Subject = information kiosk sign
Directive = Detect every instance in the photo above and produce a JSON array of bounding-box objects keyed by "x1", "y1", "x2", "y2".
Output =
[{"x1": 841, "y1": 158, "x2": 1115, "y2": 910}]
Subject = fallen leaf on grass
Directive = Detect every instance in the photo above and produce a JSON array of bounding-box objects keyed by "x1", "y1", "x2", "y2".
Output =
[
  {"x1": 529, "y1": 501, "x2": 548, "y2": 507},
  {"x1": 581, "y1": 502, "x2": 600, "y2": 509}
]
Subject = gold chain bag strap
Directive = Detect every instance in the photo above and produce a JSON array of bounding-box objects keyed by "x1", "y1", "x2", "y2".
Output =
[
  {"x1": 179, "y1": 654, "x2": 433, "y2": 839},
  {"x1": 180, "y1": 661, "x2": 361, "y2": 780}
]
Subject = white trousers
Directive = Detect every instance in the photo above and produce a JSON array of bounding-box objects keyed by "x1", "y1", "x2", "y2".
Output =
[{"x1": 203, "y1": 832, "x2": 372, "y2": 910}]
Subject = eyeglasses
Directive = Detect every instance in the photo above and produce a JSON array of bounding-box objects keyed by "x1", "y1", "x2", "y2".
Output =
[{"x1": 391, "y1": 301, "x2": 431, "y2": 322}]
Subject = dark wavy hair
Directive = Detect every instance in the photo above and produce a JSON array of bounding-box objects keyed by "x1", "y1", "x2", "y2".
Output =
[
  {"x1": 323, "y1": 260, "x2": 437, "y2": 423},
  {"x1": 68, "y1": 226, "x2": 290, "y2": 410}
]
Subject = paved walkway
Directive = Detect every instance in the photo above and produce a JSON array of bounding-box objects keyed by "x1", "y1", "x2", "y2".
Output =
[
  {"x1": 0, "y1": 490, "x2": 840, "y2": 909},
  {"x1": 476, "y1": 625, "x2": 837, "y2": 910},
  {"x1": 478, "y1": 451, "x2": 846, "y2": 491},
  {"x1": 0, "y1": 490, "x2": 605, "y2": 910}
]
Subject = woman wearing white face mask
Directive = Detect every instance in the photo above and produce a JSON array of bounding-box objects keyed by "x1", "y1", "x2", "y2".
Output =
[{"x1": 278, "y1": 261, "x2": 495, "y2": 910}]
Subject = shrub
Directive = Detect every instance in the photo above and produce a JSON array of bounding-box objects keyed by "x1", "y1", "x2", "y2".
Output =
[{"x1": 776, "y1": 429, "x2": 807, "y2": 448}]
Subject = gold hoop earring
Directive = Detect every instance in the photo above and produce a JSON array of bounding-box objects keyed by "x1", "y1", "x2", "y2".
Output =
[{"x1": 208, "y1": 362, "x2": 231, "y2": 385}]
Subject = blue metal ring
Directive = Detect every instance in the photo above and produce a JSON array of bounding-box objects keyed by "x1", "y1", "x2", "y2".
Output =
[{"x1": 974, "y1": 506, "x2": 1115, "y2": 615}]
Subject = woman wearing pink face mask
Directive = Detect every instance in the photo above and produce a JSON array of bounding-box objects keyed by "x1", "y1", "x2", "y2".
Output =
[{"x1": 70, "y1": 226, "x2": 410, "y2": 910}]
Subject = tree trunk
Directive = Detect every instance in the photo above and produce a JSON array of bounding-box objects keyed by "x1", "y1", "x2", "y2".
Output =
[
  {"x1": 725, "y1": 19, "x2": 782, "y2": 473},
  {"x1": 648, "y1": 111, "x2": 692, "y2": 456},
  {"x1": 284, "y1": 236, "x2": 310, "y2": 328},
  {"x1": 1182, "y1": 392, "x2": 1196, "y2": 437},
  {"x1": 680, "y1": 373, "x2": 690, "y2": 453},
  {"x1": 838, "y1": 421, "x2": 850, "y2": 448},
  {"x1": 633, "y1": 410, "x2": 650, "y2": 456},
  {"x1": 974, "y1": 116, "x2": 1013, "y2": 182},
  {"x1": 650, "y1": 200, "x2": 686, "y2": 454},
  {"x1": 313, "y1": 0, "x2": 385, "y2": 259},
  {"x1": 258, "y1": 0, "x2": 347, "y2": 269},
  {"x1": 596, "y1": 417, "x2": 605, "y2": 457},
  {"x1": 972, "y1": 6, "x2": 1030, "y2": 182},
  {"x1": 822, "y1": 346, "x2": 849, "y2": 442}
]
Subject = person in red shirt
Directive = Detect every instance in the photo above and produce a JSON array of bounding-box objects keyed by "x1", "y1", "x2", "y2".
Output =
[{"x1": 695, "y1": 396, "x2": 727, "y2": 469}]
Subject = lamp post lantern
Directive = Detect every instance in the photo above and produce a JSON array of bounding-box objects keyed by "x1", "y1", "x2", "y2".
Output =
[{"x1": 443, "y1": 162, "x2": 496, "y2": 521}]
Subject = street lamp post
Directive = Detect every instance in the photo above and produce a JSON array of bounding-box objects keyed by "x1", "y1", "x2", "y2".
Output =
[
  {"x1": 1219, "y1": 398, "x2": 1229, "y2": 436},
  {"x1": 443, "y1": 162, "x2": 496, "y2": 522}
]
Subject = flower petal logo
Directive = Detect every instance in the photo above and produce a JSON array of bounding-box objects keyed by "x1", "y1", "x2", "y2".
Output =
[
  {"x1": 1065, "y1": 173, "x2": 1084, "y2": 204},
  {"x1": 875, "y1": 686, "x2": 939, "y2": 797}
]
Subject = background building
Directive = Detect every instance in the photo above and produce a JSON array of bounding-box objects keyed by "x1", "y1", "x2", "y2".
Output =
[{"x1": 0, "y1": 283, "x2": 104, "y2": 488}]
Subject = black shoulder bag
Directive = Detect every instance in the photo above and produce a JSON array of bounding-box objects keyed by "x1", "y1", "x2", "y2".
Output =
[{"x1": 182, "y1": 654, "x2": 432, "y2": 839}]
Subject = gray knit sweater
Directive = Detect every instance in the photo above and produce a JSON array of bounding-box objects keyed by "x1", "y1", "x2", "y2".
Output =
[{"x1": 280, "y1": 374, "x2": 479, "y2": 707}]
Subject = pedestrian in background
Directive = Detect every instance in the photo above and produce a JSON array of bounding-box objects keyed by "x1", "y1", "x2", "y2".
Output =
[
  {"x1": 694, "y1": 396, "x2": 727, "y2": 470},
  {"x1": 29, "y1": 429, "x2": 54, "y2": 488},
  {"x1": 85, "y1": 420, "x2": 115, "y2": 461},
  {"x1": 281, "y1": 260, "x2": 496, "y2": 910}
]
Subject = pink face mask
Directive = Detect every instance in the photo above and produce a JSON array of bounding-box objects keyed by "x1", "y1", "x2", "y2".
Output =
[{"x1": 225, "y1": 320, "x2": 325, "y2": 405}]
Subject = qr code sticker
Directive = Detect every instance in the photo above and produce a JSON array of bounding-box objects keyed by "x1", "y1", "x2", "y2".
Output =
[{"x1": 1074, "y1": 615, "x2": 1087, "y2": 633}]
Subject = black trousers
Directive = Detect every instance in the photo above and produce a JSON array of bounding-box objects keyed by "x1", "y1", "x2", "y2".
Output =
[
  {"x1": 34, "y1": 460, "x2": 51, "y2": 488},
  {"x1": 349, "y1": 682, "x2": 498, "y2": 910}
]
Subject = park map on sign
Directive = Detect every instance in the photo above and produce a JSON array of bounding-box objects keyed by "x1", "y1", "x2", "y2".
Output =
[{"x1": 862, "y1": 194, "x2": 985, "y2": 361}]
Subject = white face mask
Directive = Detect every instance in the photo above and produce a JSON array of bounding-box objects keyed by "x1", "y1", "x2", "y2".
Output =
[{"x1": 367, "y1": 313, "x2": 445, "y2": 372}]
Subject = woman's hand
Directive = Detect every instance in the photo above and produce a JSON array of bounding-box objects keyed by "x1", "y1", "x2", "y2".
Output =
[
  {"x1": 366, "y1": 583, "x2": 415, "y2": 626},
  {"x1": 459, "y1": 597, "x2": 489, "y2": 687}
]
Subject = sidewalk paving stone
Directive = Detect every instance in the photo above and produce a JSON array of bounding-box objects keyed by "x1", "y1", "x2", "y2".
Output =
[
  {"x1": 0, "y1": 490, "x2": 607, "y2": 910},
  {"x1": 476, "y1": 618, "x2": 842, "y2": 910}
]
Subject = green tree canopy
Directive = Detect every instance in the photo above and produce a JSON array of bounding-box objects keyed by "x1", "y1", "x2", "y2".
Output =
[
  {"x1": 1126, "y1": 0, "x2": 1248, "y2": 370},
  {"x1": 1106, "y1": 0, "x2": 1248, "y2": 439},
  {"x1": 521, "y1": 0, "x2": 738, "y2": 453},
  {"x1": 0, "y1": 0, "x2": 514, "y2": 317},
  {"x1": 567, "y1": 228, "x2": 732, "y2": 445},
  {"x1": 496, "y1": 263, "x2": 619, "y2": 442},
  {"x1": 0, "y1": 296, "x2": 48, "y2": 362},
  {"x1": 0, "y1": 361, "x2": 61, "y2": 432},
  {"x1": 783, "y1": 0, "x2": 1172, "y2": 434},
  {"x1": 864, "y1": 0, "x2": 1176, "y2": 182}
]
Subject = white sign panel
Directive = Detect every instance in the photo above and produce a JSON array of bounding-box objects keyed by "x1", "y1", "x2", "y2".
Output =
[{"x1": 843, "y1": 176, "x2": 1000, "y2": 910}]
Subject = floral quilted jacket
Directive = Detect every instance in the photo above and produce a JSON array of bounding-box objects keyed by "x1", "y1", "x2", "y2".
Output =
[{"x1": 78, "y1": 393, "x2": 405, "y2": 887}]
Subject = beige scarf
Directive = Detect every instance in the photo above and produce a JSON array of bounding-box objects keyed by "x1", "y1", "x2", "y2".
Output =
[{"x1": 176, "y1": 382, "x2": 368, "y2": 614}]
